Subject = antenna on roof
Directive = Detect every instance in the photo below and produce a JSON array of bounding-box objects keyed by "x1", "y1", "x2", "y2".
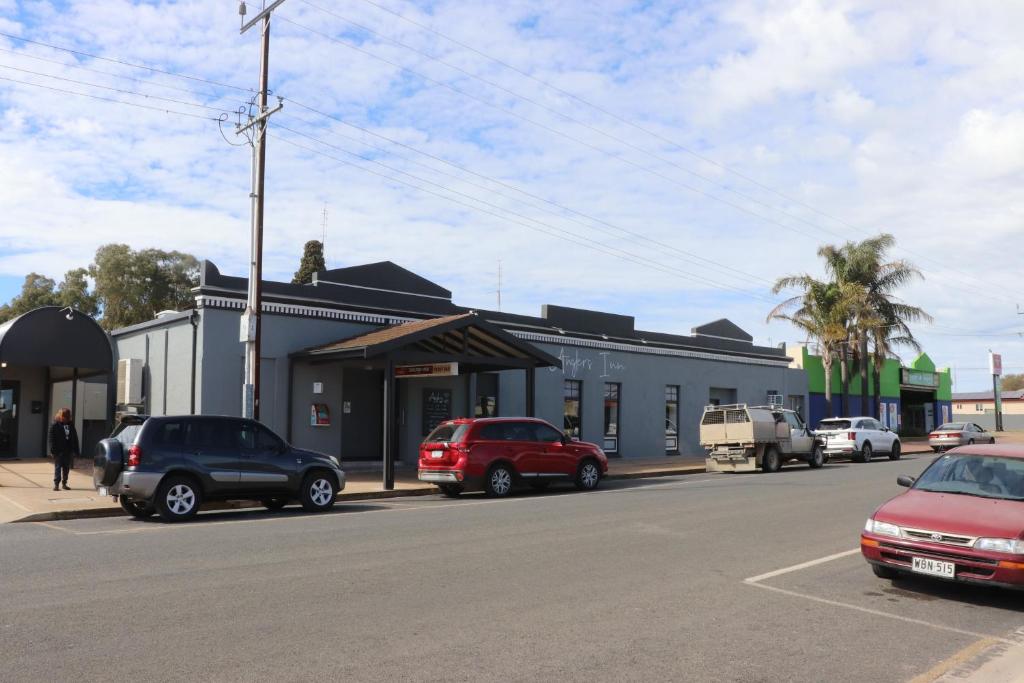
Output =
[{"x1": 320, "y1": 204, "x2": 328, "y2": 261}]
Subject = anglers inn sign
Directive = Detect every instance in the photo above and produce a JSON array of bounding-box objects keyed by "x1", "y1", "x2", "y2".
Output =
[{"x1": 396, "y1": 362, "x2": 459, "y2": 378}]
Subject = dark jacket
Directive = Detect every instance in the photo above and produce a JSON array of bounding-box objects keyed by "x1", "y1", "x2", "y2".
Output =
[{"x1": 48, "y1": 421, "x2": 80, "y2": 458}]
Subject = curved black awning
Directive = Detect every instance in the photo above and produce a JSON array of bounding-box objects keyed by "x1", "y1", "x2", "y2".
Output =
[{"x1": 0, "y1": 307, "x2": 113, "y2": 372}]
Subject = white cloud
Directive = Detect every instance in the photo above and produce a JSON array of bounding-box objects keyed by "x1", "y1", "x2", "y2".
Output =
[
  {"x1": 946, "y1": 108, "x2": 1024, "y2": 178},
  {"x1": 821, "y1": 86, "x2": 875, "y2": 124},
  {"x1": 0, "y1": 0, "x2": 1023, "y2": 390}
]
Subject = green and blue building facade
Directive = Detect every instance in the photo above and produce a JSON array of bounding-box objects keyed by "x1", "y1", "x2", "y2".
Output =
[{"x1": 788, "y1": 345, "x2": 953, "y2": 436}]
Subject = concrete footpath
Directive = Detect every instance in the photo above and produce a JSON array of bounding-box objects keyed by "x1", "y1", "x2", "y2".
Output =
[{"x1": 0, "y1": 454, "x2": 710, "y2": 524}]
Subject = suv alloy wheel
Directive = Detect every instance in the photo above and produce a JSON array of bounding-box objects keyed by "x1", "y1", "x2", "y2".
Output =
[
  {"x1": 575, "y1": 460, "x2": 601, "y2": 490},
  {"x1": 888, "y1": 441, "x2": 901, "y2": 461},
  {"x1": 300, "y1": 472, "x2": 336, "y2": 512},
  {"x1": 485, "y1": 464, "x2": 513, "y2": 497},
  {"x1": 858, "y1": 442, "x2": 873, "y2": 463},
  {"x1": 155, "y1": 475, "x2": 202, "y2": 522}
]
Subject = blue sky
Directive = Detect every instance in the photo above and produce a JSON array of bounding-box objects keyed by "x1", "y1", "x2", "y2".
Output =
[{"x1": 1, "y1": 0, "x2": 1023, "y2": 390}]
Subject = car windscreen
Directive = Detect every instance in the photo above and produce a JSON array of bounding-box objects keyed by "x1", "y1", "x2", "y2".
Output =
[
  {"x1": 936, "y1": 423, "x2": 965, "y2": 431},
  {"x1": 914, "y1": 453, "x2": 1024, "y2": 500},
  {"x1": 818, "y1": 419, "x2": 851, "y2": 430},
  {"x1": 423, "y1": 423, "x2": 469, "y2": 444}
]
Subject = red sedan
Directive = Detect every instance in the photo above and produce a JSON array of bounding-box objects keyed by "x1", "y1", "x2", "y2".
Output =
[
  {"x1": 862, "y1": 444, "x2": 1024, "y2": 591},
  {"x1": 418, "y1": 417, "x2": 608, "y2": 498}
]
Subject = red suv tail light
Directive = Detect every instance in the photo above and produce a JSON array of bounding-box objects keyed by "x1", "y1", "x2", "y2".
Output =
[
  {"x1": 127, "y1": 445, "x2": 142, "y2": 467},
  {"x1": 847, "y1": 432, "x2": 856, "y2": 441}
]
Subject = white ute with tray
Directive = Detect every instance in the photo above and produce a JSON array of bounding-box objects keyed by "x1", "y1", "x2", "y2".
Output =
[{"x1": 700, "y1": 403, "x2": 825, "y2": 473}]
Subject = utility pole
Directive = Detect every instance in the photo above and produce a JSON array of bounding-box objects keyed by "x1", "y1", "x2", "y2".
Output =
[
  {"x1": 321, "y1": 204, "x2": 328, "y2": 260},
  {"x1": 236, "y1": 0, "x2": 285, "y2": 420},
  {"x1": 989, "y1": 350, "x2": 1004, "y2": 432}
]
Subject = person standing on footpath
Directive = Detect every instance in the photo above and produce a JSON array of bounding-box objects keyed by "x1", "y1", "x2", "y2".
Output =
[{"x1": 48, "y1": 408, "x2": 79, "y2": 491}]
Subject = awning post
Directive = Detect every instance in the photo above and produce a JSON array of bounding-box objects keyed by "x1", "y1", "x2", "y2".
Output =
[
  {"x1": 525, "y1": 366, "x2": 535, "y2": 417},
  {"x1": 383, "y1": 360, "x2": 396, "y2": 490}
]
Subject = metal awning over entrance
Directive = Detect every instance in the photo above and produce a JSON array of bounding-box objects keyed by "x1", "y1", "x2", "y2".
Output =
[
  {"x1": 295, "y1": 312, "x2": 559, "y2": 370},
  {"x1": 0, "y1": 307, "x2": 115, "y2": 459},
  {"x1": 290, "y1": 312, "x2": 559, "y2": 489}
]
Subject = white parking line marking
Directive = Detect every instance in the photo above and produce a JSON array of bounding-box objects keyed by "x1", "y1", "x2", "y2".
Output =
[
  {"x1": 747, "y1": 581, "x2": 1020, "y2": 646},
  {"x1": 744, "y1": 548, "x2": 861, "y2": 584}
]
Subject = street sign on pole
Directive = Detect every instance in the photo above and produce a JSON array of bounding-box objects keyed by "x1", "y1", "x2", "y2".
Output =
[{"x1": 989, "y1": 351, "x2": 1004, "y2": 432}]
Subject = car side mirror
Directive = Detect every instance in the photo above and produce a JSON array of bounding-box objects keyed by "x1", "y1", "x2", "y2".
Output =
[{"x1": 896, "y1": 475, "x2": 916, "y2": 488}]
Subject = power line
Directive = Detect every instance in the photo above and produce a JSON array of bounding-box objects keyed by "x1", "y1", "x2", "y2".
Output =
[
  {"x1": 271, "y1": 127, "x2": 775, "y2": 301},
  {"x1": 279, "y1": 110, "x2": 775, "y2": 290},
  {"x1": 0, "y1": 31, "x2": 253, "y2": 93},
  {"x1": 343, "y1": 0, "x2": 1016, "y2": 303},
  {"x1": 0, "y1": 46, "x2": 229, "y2": 100},
  {"x1": 3, "y1": 29, "x2": 1012, "y2": 305},
  {"x1": 276, "y1": 14, "x2": 1018, "y2": 307},
  {"x1": 276, "y1": 16, "x2": 830, "y2": 240},
  {"x1": 271, "y1": 123, "x2": 768, "y2": 297},
  {"x1": 922, "y1": 330, "x2": 1024, "y2": 338},
  {"x1": 0, "y1": 63, "x2": 236, "y2": 115},
  {"x1": 0, "y1": 74, "x2": 225, "y2": 121}
]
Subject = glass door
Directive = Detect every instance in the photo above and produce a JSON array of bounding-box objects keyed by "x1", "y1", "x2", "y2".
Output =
[{"x1": 0, "y1": 381, "x2": 19, "y2": 458}]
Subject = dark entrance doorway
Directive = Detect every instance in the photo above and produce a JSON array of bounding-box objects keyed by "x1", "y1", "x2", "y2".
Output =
[
  {"x1": 901, "y1": 388, "x2": 936, "y2": 436},
  {"x1": 341, "y1": 368, "x2": 383, "y2": 460},
  {"x1": 0, "y1": 381, "x2": 19, "y2": 458}
]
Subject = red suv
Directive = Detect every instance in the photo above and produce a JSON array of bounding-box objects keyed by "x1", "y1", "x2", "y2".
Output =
[{"x1": 418, "y1": 418, "x2": 609, "y2": 497}]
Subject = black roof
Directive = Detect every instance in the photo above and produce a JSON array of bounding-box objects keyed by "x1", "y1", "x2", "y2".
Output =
[
  {"x1": 314, "y1": 261, "x2": 452, "y2": 299},
  {"x1": 192, "y1": 260, "x2": 788, "y2": 362}
]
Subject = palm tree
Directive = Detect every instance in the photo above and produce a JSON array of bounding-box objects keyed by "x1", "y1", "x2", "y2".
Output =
[
  {"x1": 768, "y1": 276, "x2": 861, "y2": 419},
  {"x1": 818, "y1": 234, "x2": 931, "y2": 418}
]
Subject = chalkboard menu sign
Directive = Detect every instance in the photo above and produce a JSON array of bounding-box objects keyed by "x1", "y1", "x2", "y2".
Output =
[{"x1": 422, "y1": 388, "x2": 453, "y2": 436}]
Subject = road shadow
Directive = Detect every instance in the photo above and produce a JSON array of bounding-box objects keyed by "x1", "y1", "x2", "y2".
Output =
[
  {"x1": 126, "y1": 503, "x2": 394, "y2": 525},
  {"x1": 872, "y1": 573, "x2": 1024, "y2": 613}
]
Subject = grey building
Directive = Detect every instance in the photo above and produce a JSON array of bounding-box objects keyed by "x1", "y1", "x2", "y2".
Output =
[{"x1": 110, "y1": 261, "x2": 807, "y2": 471}]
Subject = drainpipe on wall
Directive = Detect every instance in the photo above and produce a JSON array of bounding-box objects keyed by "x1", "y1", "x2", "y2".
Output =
[{"x1": 189, "y1": 309, "x2": 199, "y2": 415}]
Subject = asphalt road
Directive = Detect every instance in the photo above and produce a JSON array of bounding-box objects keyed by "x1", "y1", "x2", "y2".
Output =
[{"x1": 2, "y1": 455, "x2": 1023, "y2": 682}]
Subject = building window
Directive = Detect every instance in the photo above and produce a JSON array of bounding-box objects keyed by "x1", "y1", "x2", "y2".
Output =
[
  {"x1": 975, "y1": 403, "x2": 983, "y2": 412},
  {"x1": 788, "y1": 395, "x2": 805, "y2": 421},
  {"x1": 603, "y1": 383, "x2": 620, "y2": 454},
  {"x1": 563, "y1": 380, "x2": 582, "y2": 439},
  {"x1": 767, "y1": 390, "x2": 782, "y2": 407},
  {"x1": 475, "y1": 373, "x2": 499, "y2": 417},
  {"x1": 665, "y1": 385, "x2": 679, "y2": 453}
]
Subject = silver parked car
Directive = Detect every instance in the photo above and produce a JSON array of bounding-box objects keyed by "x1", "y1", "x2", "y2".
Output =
[{"x1": 928, "y1": 422, "x2": 995, "y2": 452}]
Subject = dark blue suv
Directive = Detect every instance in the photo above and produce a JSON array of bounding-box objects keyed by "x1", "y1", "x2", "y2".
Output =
[{"x1": 94, "y1": 415, "x2": 346, "y2": 522}]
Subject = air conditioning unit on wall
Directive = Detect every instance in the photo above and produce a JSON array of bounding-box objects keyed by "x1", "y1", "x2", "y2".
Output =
[{"x1": 117, "y1": 358, "x2": 143, "y2": 406}]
